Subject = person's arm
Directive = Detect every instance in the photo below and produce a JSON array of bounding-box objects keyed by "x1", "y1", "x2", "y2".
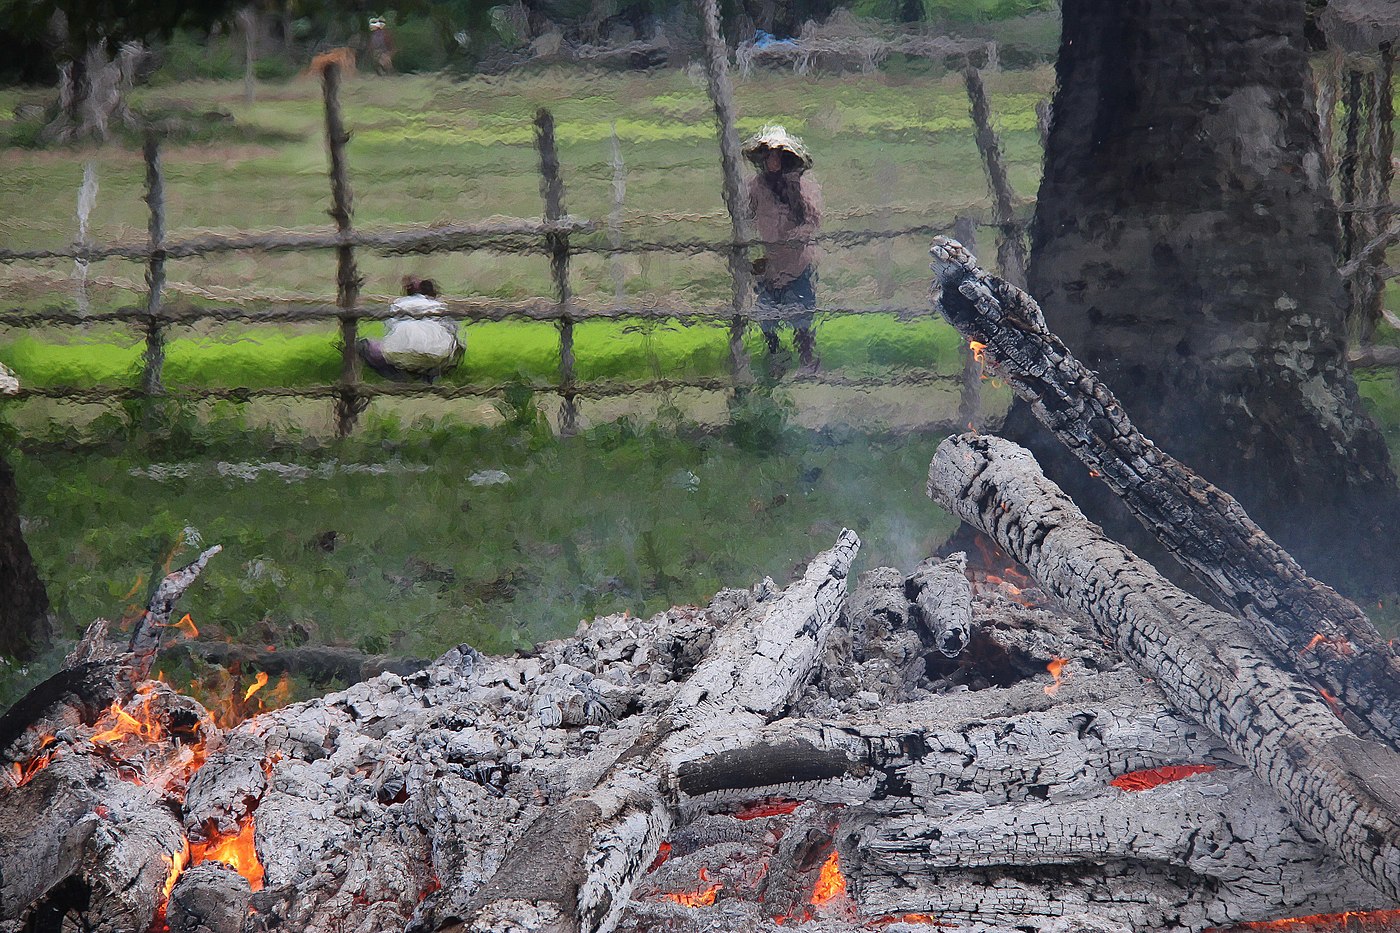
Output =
[{"x1": 791, "y1": 175, "x2": 823, "y2": 243}]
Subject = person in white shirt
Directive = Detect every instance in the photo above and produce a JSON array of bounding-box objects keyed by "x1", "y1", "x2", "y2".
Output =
[{"x1": 357, "y1": 277, "x2": 464, "y2": 382}]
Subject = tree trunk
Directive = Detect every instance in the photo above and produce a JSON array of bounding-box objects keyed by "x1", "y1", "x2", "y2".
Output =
[
  {"x1": 0, "y1": 454, "x2": 52, "y2": 662},
  {"x1": 42, "y1": 42, "x2": 143, "y2": 145},
  {"x1": 1007, "y1": 0, "x2": 1400, "y2": 595}
]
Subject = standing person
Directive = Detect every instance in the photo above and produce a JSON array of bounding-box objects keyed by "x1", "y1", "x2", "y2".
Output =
[
  {"x1": 742, "y1": 125, "x2": 823, "y2": 371},
  {"x1": 357, "y1": 277, "x2": 464, "y2": 382},
  {"x1": 367, "y1": 17, "x2": 395, "y2": 75}
]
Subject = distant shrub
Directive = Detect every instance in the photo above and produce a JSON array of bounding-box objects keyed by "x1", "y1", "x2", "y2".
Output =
[
  {"x1": 150, "y1": 31, "x2": 244, "y2": 83},
  {"x1": 392, "y1": 18, "x2": 453, "y2": 73}
]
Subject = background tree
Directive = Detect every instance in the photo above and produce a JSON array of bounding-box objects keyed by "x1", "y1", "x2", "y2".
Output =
[
  {"x1": 1001, "y1": 0, "x2": 1400, "y2": 595},
  {"x1": 0, "y1": 451, "x2": 52, "y2": 663},
  {"x1": 0, "y1": 0, "x2": 244, "y2": 142}
]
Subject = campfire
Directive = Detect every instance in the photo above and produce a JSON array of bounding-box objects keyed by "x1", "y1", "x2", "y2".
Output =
[{"x1": 4, "y1": 242, "x2": 1400, "y2": 932}]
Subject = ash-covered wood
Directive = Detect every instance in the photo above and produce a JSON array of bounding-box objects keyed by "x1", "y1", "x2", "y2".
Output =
[
  {"x1": 4, "y1": 529, "x2": 1397, "y2": 933},
  {"x1": 929, "y1": 235, "x2": 1400, "y2": 750},
  {"x1": 928, "y1": 431, "x2": 1400, "y2": 903},
  {"x1": 906, "y1": 552, "x2": 973, "y2": 658},
  {"x1": 128, "y1": 545, "x2": 223, "y2": 680}
]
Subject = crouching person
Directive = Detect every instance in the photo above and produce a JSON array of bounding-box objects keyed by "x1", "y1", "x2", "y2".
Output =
[{"x1": 357, "y1": 277, "x2": 464, "y2": 382}]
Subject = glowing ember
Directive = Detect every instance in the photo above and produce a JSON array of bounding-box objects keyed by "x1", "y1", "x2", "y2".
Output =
[
  {"x1": 190, "y1": 816, "x2": 265, "y2": 891},
  {"x1": 10, "y1": 734, "x2": 58, "y2": 786},
  {"x1": 1043, "y1": 657, "x2": 1069, "y2": 696},
  {"x1": 735, "y1": 799, "x2": 802, "y2": 820},
  {"x1": 872, "y1": 915, "x2": 949, "y2": 928},
  {"x1": 1208, "y1": 908, "x2": 1400, "y2": 931},
  {"x1": 810, "y1": 851, "x2": 847, "y2": 907},
  {"x1": 1318, "y1": 687, "x2": 1345, "y2": 720},
  {"x1": 1110, "y1": 764, "x2": 1217, "y2": 792},
  {"x1": 1299, "y1": 634, "x2": 1354, "y2": 657},
  {"x1": 647, "y1": 842, "x2": 673, "y2": 872},
  {"x1": 663, "y1": 867, "x2": 721, "y2": 907},
  {"x1": 243, "y1": 672, "x2": 270, "y2": 702}
]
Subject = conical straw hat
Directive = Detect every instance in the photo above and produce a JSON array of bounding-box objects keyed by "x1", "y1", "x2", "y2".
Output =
[{"x1": 741, "y1": 125, "x2": 813, "y2": 169}]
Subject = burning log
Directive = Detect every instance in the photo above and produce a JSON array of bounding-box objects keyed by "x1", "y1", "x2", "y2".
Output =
[
  {"x1": 129, "y1": 545, "x2": 223, "y2": 681},
  {"x1": 438, "y1": 529, "x2": 860, "y2": 933},
  {"x1": 6, "y1": 527, "x2": 1399, "y2": 932},
  {"x1": 928, "y1": 235, "x2": 1400, "y2": 750},
  {"x1": 927, "y1": 432, "x2": 1400, "y2": 903}
]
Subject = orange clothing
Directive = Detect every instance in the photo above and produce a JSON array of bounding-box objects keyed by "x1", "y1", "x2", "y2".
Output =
[{"x1": 747, "y1": 171, "x2": 823, "y2": 288}]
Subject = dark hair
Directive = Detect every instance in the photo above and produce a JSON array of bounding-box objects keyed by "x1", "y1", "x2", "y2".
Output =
[{"x1": 418, "y1": 279, "x2": 439, "y2": 298}]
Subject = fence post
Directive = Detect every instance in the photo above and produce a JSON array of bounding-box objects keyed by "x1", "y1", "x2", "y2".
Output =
[
  {"x1": 240, "y1": 7, "x2": 257, "y2": 107},
  {"x1": 697, "y1": 0, "x2": 754, "y2": 388},
  {"x1": 534, "y1": 108, "x2": 578, "y2": 435},
  {"x1": 141, "y1": 134, "x2": 167, "y2": 397},
  {"x1": 963, "y1": 65, "x2": 1027, "y2": 289},
  {"x1": 322, "y1": 63, "x2": 364, "y2": 437},
  {"x1": 609, "y1": 124, "x2": 627, "y2": 306},
  {"x1": 74, "y1": 160, "x2": 98, "y2": 317},
  {"x1": 953, "y1": 215, "x2": 982, "y2": 432},
  {"x1": 875, "y1": 161, "x2": 896, "y2": 302}
]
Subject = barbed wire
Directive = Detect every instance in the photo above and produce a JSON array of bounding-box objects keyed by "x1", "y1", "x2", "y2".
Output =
[{"x1": 6, "y1": 367, "x2": 962, "y2": 405}]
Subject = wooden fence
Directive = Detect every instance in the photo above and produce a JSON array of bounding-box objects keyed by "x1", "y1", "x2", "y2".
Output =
[{"x1": 0, "y1": 4, "x2": 1059, "y2": 438}]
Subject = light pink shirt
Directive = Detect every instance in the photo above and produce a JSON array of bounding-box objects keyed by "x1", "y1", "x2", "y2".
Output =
[{"x1": 747, "y1": 172, "x2": 823, "y2": 287}]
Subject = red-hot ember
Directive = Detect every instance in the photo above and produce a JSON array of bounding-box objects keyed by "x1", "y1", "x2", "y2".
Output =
[
  {"x1": 1110, "y1": 764, "x2": 1216, "y2": 792},
  {"x1": 1043, "y1": 657, "x2": 1068, "y2": 696},
  {"x1": 647, "y1": 842, "x2": 672, "y2": 873},
  {"x1": 1208, "y1": 908, "x2": 1400, "y2": 931},
  {"x1": 735, "y1": 799, "x2": 802, "y2": 820},
  {"x1": 663, "y1": 868, "x2": 721, "y2": 907}
]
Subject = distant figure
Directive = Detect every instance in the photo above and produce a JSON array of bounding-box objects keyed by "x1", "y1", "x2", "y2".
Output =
[
  {"x1": 743, "y1": 125, "x2": 823, "y2": 371},
  {"x1": 307, "y1": 47, "x2": 357, "y2": 78},
  {"x1": 368, "y1": 17, "x2": 396, "y2": 75},
  {"x1": 357, "y1": 277, "x2": 464, "y2": 382}
]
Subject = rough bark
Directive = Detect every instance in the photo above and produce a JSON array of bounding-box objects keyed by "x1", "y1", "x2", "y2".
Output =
[
  {"x1": 927, "y1": 431, "x2": 1400, "y2": 902},
  {"x1": 1010, "y1": 0, "x2": 1400, "y2": 596},
  {"x1": 929, "y1": 236, "x2": 1400, "y2": 750},
  {"x1": 0, "y1": 454, "x2": 52, "y2": 661}
]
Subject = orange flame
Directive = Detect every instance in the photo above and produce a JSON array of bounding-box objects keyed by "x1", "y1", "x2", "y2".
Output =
[
  {"x1": 968, "y1": 340, "x2": 987, "y2": 368},
  {"x1": 10, "y1": 734, "x2": 58, "y2": 786},
  {"x1": 92, "y1": 699, "x2": 163, "y2": 744},
  {"x1": 1110, "y1": 764, "x2": 1216, "y2": 792},
  {"x1": 190, "y1": 815, "x2": 265, "y2": 892},
  {"x1": 810, "y1": 851, "x2": 847, "y2": 907},
  {"x1": 166, "y1": 613, "x2": 199, "y2": 639},
  {"x1": 243, "y1": 672, "x2": 270, "y2": 702},
  {"x1": 663, "y1": 867, "x2": 721, "y2": 907},
  {"x1": 1043, "y1": 657, "x2": 1068, "y2": 696}
]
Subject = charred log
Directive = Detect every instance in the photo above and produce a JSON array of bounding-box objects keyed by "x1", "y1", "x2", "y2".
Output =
[
  {"x1": 1018, "y1": 0, "x2": 1400, "y2": 597},
  {"x1": 930, "y1": 236, "x2": 1400, "y2": 750},
  {"x1": 0, "y1": 455, "x2": 53, "y2": 662},
  {"x1": 927, "y1": 431, "x2": 1400, "y2": 902}
]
